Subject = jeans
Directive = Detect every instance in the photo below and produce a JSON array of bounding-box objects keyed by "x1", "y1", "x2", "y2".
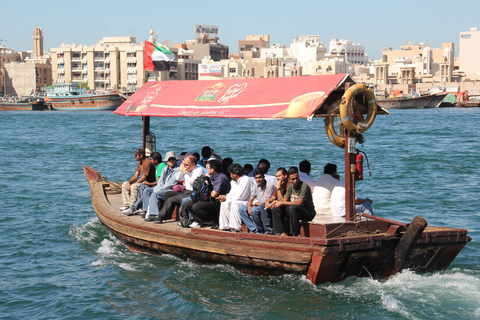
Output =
[
  {"x1": 130, "y1": 184, "x2": 152, "y2": 212},
  {"x1": 239, "y1": 204, "x2": 264, "y2": 233},
  {"x1": 356, "y1": 202, "x2": 374, "y2": 215},
  {"x1": 147, "y1": 189, "x2": 172, "y2": 217}
]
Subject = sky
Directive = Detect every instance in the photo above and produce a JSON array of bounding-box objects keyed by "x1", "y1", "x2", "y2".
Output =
[{"x1": 1, "y1": 0, "x2": 479, "y2": 60}]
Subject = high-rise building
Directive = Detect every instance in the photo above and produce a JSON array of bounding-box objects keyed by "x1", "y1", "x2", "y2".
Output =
[{"x1": 51, "y1": 37, "x2": 144, "y2": 91}]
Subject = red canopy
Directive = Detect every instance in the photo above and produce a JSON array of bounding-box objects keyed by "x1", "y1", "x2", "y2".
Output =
[{"x1": 115, "y1": 74, "x2": 353, "y2": 119}]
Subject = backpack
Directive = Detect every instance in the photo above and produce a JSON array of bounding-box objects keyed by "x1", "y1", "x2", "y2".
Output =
[{"x1": 190, "y1": 175, "x2": 213, "y2": 203}]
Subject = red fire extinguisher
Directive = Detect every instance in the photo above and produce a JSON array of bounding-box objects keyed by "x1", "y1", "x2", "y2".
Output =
[{"x1": 355, "y1": 150, "x2": 370, "y2": 181}]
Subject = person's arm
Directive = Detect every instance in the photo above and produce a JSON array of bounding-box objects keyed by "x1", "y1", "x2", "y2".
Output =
[
  {"x1": 271, "y1": 184, "x2": 304, "y2": 207},
  {"x1": 128, "y1": 171, "x2": 140, "y2": 184},
  {"x1": 143, "y1": 177, "x2": 159, "y2": 187},
  {"x1": 211, "y1": 149, "x2": 222, "y2": 161},
  {"x1": 275, "y1": 180, "x2": 286, "y2": 202},
  {"x1": 126, "y1": 165, "x2": 141, "y2": 191},
  {"x1": 356, "y1": 197, "x2": 373, "y2": 204},
  {"x1": 246, "y1": 196, "x2": 255, "y2": 215}
]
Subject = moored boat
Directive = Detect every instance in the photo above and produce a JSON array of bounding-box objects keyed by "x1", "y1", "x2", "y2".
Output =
[
  {"x1": 0, "y1": 96, "x2": 49, "y2": 111},
  {"x1": 377, "y1": 93, "x2": 447, "y2": 109},
  {"x1": 45, "y1": 83, "x2": 123, "y2": 111},
  {"x1": 85, "y1": 74, "x2": 470, "y2": 284}
]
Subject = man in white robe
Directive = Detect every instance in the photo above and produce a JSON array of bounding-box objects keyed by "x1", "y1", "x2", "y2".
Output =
[{"x1": 218, "y1": 163, "x2": 253, "y2": 232}]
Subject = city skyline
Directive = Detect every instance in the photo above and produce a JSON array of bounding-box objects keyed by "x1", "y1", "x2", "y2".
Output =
[{"x1": 1, "y1": 0, "x2": 479, "y2": 60}]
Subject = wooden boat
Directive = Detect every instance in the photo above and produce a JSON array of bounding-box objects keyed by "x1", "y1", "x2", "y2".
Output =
[
  {"x1": 377, "y1": 93, "x2": 447, "y2": 109},
  {"x1": 85, "y1": 74, "x2": 470, "y2": 284},
  {"x1": 45, "y1": 92, "x2": 123, "y2": 111},
  {"x1": 0, "y1": 96, "x2": 49, "y2": 111},
  {"x1": 45, "y1": 83, "x2": 123, "y2": 111}
]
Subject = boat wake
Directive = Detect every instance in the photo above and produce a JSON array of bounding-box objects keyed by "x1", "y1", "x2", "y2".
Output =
[{"x1": 318, "y1": 269, "x2": 480, "y2": 319}]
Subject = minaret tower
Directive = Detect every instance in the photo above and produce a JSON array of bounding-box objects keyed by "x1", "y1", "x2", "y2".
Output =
[{"x1": 33, "y1": 26, "x2": 44, "y2": 58}]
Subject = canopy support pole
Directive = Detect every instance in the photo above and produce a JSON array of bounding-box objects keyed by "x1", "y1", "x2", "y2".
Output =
[
  {"x1": 344, "y1": 130, "x2": 356, "y2": 221},
  {"x1": 142, "y1": 116, "x2": 150, "y2": 150}
]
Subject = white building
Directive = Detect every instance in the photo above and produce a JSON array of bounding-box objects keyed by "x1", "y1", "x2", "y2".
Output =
[
  {"x1": 289, "y1": 35, "x2": 327, "y2": 64},
  {"x1": 329, "y1": 39, "x2": 367, "y2": 65}
]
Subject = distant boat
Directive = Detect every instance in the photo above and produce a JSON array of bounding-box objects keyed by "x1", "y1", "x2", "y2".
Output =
[
  {"x1": 377, "y1": 93, "x2": 447, "y2": 109},
  {"x1": 45, "y1": 83, "x2": 123, "y2": 111},
  {"x1": 0, "y1": 96, "x2": 49, "y2": 111}
]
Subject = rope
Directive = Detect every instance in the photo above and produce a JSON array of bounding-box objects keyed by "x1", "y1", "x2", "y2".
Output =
[
  {"x1": 100, "y1": 174, "x2": 122, "y2": 192},
  {"x1": 324, "y1": 215, "x2": 381, "y2": 238}
]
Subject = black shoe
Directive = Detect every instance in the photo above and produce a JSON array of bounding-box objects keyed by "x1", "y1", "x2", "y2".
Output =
[
  {"x1": 144, "y1": 215, "x2": 158, "y2": 222},
  {"x1": 210, "y1": 223, "x2": 219, "y2": 229}
]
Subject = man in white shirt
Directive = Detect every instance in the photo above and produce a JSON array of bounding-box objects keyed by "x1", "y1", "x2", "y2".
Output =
[
  {"x1": 218, "y1": 163, "x2": 254, "y2": 232},
  {"x1": 312, "y1": 163, "x2": 340, "y2": 217},
  {"x1": 330, "y1": 179, "x2": 374, "y2": 217},
  {"x1": 156, "y1": 155, "x2": 204, "y2": 223},
  {"x1": 298, "y1": 160, "x2": 315, "y2": 193}
]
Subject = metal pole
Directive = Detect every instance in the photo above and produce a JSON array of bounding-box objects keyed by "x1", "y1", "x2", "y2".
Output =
[
  {"x1": 344, "y1": 130, "x2": 356, "y2": 221},
  {"x1": 142, "y1": 116, "x2": 150, "y2": 150}
]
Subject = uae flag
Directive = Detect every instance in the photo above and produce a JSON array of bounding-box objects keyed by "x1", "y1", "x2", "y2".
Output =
[{"x1": 144, "y1": 41, "x2": 175, "y2": 71}]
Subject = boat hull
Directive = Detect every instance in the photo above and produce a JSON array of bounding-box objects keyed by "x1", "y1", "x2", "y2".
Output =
[
  {"x1": 84, "y1": 166, "x2": 470, "y2": 284},
  {"x1": 0, "y1": 100, "x2": 50, "y2": 111},
  {"x1": 377, "y1": 94, "x2": 447, "y2": 109},
  {"x1": 48, "y1": 93, "x2": 123, "y2": 111}
]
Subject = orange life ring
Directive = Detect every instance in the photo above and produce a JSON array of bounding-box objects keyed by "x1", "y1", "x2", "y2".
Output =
[
  {"x1": 339, "y1": 84, "x2": 377, "y2": 134},
  {"x1": 324, "y1": 100, "x2": 345, "y2": 148}
]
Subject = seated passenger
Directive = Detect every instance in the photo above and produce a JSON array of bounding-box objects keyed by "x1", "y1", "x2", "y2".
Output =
[
  {"x1": 264, "y1": 167, "x2": 289, "y2": 234},
  {"x1": 120, "y1": 148, "x2": 156, "y2": 210},
  {"x1": 183, "y1": 160, "x2": 231, "y2": 228},
  {"x1": 312, "y1": 163, "x2": 340, "y2": 217},
  {"x1": 126, "y1": 151, "x2": 179, "y2": 218},
  {"x1": 243, "y1": 163, "x2": 254, "y2": 176},
  {"x1": 201, "y1": 146, "x2": 222, "y2": 165},
  {"x1": 330, "y1": 180, "x2": 374, "y2": 217},
  {"x1": 239, "y1": 169, "x2": 276, "y2": 234},
  {"x1": 193, "y1": 152, "x2": 208, "y2": 174},
  {"x1": 156, "y1": 155, "x2": 204, "y2": 223},
  {"x1": 221, "y1": 157, "x2": 233, "y2": 178},
  {"x1": 298, "y1": 160, "x2": 315, "y2": 193},
  {"x1": 122, "y1": 151, "x2": 162, "y2": 216},
  {"x1": 217, "y1": 163, "x2": 254, "y2": 232},
  {"x1": 270, "y1": 167, "x2": 315, "y2": 236},
  {"x1": 249, "y1": 159, "x2": 276, "y2": 186}
]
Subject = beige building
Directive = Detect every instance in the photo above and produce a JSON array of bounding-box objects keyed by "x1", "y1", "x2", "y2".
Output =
[
  {"x1": 51, "y1": 37, "x2": 145, "y2": 91},
  {"x1": 2, "y1": 26, "x2": 52, "y2": 96},
  {"x1": 238, "y1": 35, "x2": 270, "y2": 59},
  {"x1": 380, "y1": 41, "x2": 454, "y2": 65},
  {"x1": 185, "y1": 34, "x2": 229, "y2": 61},
  {"x1": 4, "y1": 60, "x2": 51, "y2": 96},
  {"x1": 459, "y1": 27, "x2": 480, "y2": 75}
]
